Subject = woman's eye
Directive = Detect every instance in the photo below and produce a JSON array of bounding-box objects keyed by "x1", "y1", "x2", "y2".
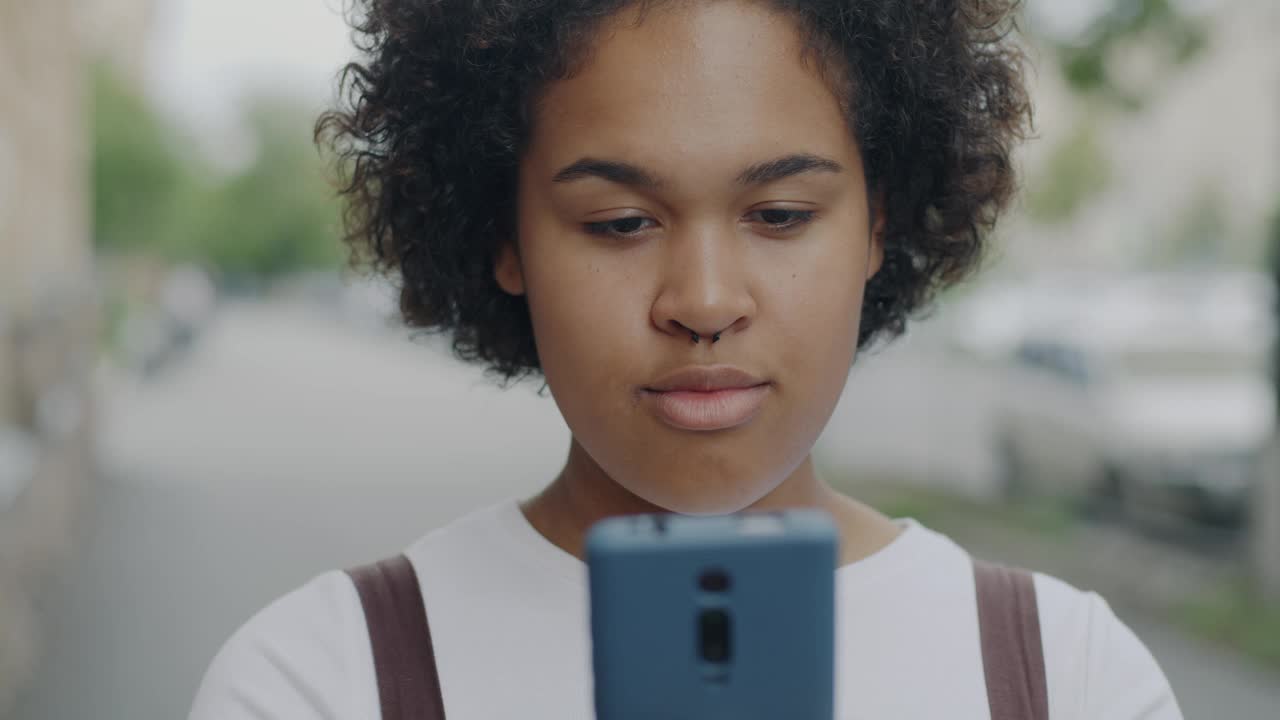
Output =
[
  {"x1": 583, "y1": 216, "x2": 654, "y2": 237},
  {"x1": 750, "y1": 208, "x2": 816, "y2": 230},
  {"x1": 584, "y1": 210, "x2": 814, "y2": 238}
]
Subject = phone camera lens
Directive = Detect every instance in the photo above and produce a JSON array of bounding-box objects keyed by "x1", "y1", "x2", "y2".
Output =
[
  {"x1": 698, "y1": 609, "x2": 732, "y2": 663},
  {"x1": 698, "y1": 568, "x2": 732, "y2": 593}
]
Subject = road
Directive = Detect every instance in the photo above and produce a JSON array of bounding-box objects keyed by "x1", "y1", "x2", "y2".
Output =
[{"x1": 11, "y1": 299, "x2": 1280, "y2": 719}]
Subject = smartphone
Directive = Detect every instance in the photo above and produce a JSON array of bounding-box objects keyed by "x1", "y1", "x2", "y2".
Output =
[{"x1": 586, "y1": 510, "x2": 837, "y2": 720}]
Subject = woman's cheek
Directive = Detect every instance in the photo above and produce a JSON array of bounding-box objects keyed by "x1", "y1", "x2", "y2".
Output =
[
  {"x1": 527, "y1": 251, "x2": 637, "y2": 372},
  {"x1": 777, "y1": 253, "x2": 865, "y2": 390}
]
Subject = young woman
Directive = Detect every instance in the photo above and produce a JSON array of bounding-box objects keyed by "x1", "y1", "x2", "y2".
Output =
[{"x1": 190, "y1": 0, "x2": 1183, "y2": 717}]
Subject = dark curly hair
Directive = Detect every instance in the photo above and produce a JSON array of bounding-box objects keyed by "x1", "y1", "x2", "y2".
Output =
[{"x1": 317, "y1": 0, "x2": 1032, "y2": 383}]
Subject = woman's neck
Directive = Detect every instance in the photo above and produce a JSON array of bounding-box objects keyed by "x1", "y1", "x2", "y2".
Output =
[{"x1": 520, "y1": 438, "x2": 903, "y2": 565}]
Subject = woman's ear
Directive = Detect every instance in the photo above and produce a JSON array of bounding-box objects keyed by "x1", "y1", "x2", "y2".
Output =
[
  {"x1": 867, "y1": 196, "x2": 887, "y2": 280},
  {"x1": 494, "y1": 240, "x2": 527, "y2": 296}
]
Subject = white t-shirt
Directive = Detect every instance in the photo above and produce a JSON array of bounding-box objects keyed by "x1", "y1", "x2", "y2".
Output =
[{"x1": 189, "y1": 499, "x2": 1183, "y2": 719}]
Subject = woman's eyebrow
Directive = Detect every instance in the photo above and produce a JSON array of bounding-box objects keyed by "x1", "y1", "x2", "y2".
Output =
[
  {"x1": 551, "y1": 153, "x2": 844, "y2": 189},
  {"x1": 735, "y1": 153, "x2": 844, "y2": 186}
]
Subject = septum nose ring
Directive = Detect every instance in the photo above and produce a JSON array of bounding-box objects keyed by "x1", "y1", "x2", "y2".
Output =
[{"x1": 690, "y1": 330, "x2": 722, "y2": 344}]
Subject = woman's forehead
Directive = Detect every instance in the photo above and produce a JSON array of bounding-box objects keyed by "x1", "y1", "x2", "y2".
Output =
[{"x1": 526, "y1": 0, "x2": 857, "y2": 183}]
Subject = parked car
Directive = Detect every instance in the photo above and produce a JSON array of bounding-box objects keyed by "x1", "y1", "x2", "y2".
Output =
[
  {"x1": 986, "y1": 270, "x2": 1275, "y2": 527},
  {"x1": 991, "y1": 336, "x2": 1103, "y2": 504}
]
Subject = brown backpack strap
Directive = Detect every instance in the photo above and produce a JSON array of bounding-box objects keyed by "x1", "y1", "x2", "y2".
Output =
[
  {"x1": 345, "y1": 555, "x2": 447, "y2": 720},
  {"x1": 973, "y1": 558, "x2": 1049, "y2": 720}
]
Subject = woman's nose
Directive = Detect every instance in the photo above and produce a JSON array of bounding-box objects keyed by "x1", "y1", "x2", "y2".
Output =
[{"x1": 650, "y1": 226, "x2": 756, "y2": 343}]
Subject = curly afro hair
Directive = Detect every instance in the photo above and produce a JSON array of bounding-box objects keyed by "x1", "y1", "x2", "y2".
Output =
[{"x1": 317, "y1": 0, "x2": 1032, "y2": 384}]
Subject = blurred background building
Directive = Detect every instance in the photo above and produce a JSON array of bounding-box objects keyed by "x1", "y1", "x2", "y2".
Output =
[
  {"x1": 2, "y1": 0, "x2": 1279, "y2": 718},
  {"x1": 81, "y1": 0, "x2": 158, "y2": 87},
  {"x1": 0, "y1": 0, "x2": 95, "y2": 713}
]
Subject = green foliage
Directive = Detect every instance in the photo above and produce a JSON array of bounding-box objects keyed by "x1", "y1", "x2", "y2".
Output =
[
  {"x1": 825, "y1": 472, "x2": 1077, "y2": 540},
  {"x1": 91, "y1": 65, "x2": 342, "y2": 278},
  {"x1": 1270, "y1": 204, "x2": 1280, "y2": 278},
  {"x1": 1176, "y1": 579, "x2": 1280, "y2": 670},
  {"x1": 92, "y1": 64, "x2": 193, "y2": 254},
  {"x1": 183, "y1": 110, "x2": 343, "y2": 278},
  {"x1": 1022, "y1": 1, "x2": 1213, "y2": 228},
  {"x1": 1024, "y1": 120, "x2": 1111, "y2": 225},
  {"x1": 1270, "y1": 203, "x2": 1280, "y2": 409},
  {"x1": 1052, "y1": 0, "x2": 1209, "y2": 110}
]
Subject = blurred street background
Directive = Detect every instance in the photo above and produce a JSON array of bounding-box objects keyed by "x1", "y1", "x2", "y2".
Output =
[{"x1": 2, "y1": 0, "x2": 1279, "y2": 718}]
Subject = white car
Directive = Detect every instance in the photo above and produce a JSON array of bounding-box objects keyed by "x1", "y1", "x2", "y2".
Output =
[{"x1": 984, "y1": 270, "x2": 1275, "y2": 527}]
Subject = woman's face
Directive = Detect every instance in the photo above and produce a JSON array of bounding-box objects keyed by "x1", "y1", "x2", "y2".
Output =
[{"x1": 498, "y1": 0, "x2": 882, "y2": 514}]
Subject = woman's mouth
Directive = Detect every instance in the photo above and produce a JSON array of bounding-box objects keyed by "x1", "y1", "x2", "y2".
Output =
[{"x1": 640, "y1": 365, "x2": 771, "y2": 431}]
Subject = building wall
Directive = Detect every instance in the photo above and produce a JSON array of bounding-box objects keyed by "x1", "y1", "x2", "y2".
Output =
[
  {"x1": 0, "y1": 0, "x2": 95, "y2": 713},
  {"x1": 79, "y1": 0, "x2": 158, "y2": 88}
]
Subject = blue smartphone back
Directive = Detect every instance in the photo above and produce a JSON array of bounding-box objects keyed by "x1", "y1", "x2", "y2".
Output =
[{"x1": 586, "y1": 510, "x2": 837, "y2": 720}]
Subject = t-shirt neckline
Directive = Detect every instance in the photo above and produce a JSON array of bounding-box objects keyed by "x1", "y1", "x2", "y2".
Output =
[{"x1": 494, "y1": 497, "x2": 931, "y2": 586}]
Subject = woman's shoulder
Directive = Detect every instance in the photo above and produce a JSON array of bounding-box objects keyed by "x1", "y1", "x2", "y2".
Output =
[
  {"x1": 187, "y1": 502, "x2": 520, "y2": 719},
  {"x1": 890, "y1": 519, "x2": 1182, "y2": 718},
  {"x1": 188, "y1": 570, "x2": 377, "y2": 720},
  {"x1": 1032, "y1": 571, "x2": 1183, "y2": 719}
]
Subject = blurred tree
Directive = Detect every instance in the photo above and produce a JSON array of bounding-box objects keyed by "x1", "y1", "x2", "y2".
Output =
[
  {"x1": 1270, "y1": 204, "x2": 1280, "y2": 408},
  {"x1": 1017, "y1": 0, "x2": 1213, "y2": 235},
  {"x1": 183, "y1": 107, "x2": 343, "y2": 280},
  {"x1": 1024, "y1": 118, "x2": 1111, "y2": 225},
  {"x1": 91, "y1": 63, "x2": 193, "y2": 255},
  {"x1": 92, "y1": 66, "x2": 341, "y2": 279},
  {"x1": 1264, "y1": 203, "x2": 1280, "y2": 601},
  {"x1": 1046, "y1": 0, "x2": 1209, "y2": 111}
]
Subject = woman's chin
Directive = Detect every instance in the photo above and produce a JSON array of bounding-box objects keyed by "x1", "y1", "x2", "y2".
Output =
[{"x1": 623, "y1": 481, "x2": 777, "y2": 517}]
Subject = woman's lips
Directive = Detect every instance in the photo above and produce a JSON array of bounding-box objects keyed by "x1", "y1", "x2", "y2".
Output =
[{"x1": 641, "y1": 384, "x2": 770, "y2": 431}]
